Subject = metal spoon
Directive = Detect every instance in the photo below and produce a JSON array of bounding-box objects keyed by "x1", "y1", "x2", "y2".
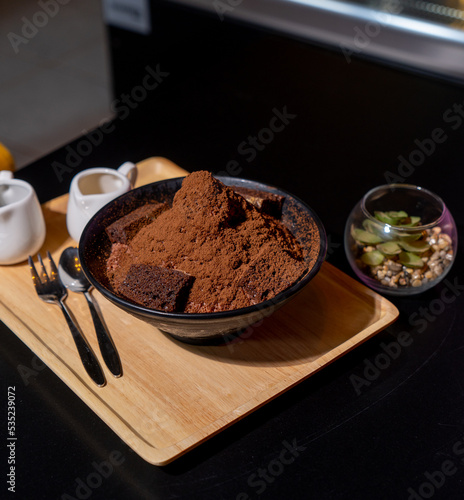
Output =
[{"x1": 58, "y1": 247, "x2": 122, "y2": 378}]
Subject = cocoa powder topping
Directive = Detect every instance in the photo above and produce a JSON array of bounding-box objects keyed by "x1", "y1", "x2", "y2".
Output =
[{"x1": 107, "y1": 171, "x2": 307, "y2": 313}]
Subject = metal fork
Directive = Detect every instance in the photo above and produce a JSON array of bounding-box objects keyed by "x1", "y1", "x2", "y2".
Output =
[{"x1": 28, "y1": 252, "x2": 106, "y2": 387}]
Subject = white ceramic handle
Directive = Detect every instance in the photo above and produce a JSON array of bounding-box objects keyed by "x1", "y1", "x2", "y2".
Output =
[
  {"x1": 0, "y1": 170, "x2": 14, "y2": 181},
  {"x1": 117, "y1": 162, "x2": 137, "y2": 187}
]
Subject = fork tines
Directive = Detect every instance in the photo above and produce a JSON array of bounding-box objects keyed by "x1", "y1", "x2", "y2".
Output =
[
  {"x1": 28, "y1": 251, "x2": 106, "y2": 387},
  {"x1": 29, "y1": 252, "x2": 66, "y2": 300}
]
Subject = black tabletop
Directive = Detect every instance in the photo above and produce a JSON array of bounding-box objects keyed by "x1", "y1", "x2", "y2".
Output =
[{"x1": 5, "y1": 11, "x2": 464, "y2": 500}]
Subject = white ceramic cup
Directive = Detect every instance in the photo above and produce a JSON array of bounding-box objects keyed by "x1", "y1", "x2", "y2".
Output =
[
  {"x1": 66, "y1": 162, "x2": 138, "y2": 242},
  {"x1": 0, "y1": 171, "x2": 46, "y2": 265}
]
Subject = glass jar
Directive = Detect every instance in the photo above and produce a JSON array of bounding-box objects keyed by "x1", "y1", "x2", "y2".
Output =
[{"x1": 344, "y1": 184, "x2": 457, "y2": 296}]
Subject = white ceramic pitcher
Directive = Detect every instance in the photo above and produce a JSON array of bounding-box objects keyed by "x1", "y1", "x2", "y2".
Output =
[
  {"x1": 66, "y1": 162, "x2": 137, "y2": 242},
  {"x1": 0, "y1": 171, "x2": 46, "y2": 265}
]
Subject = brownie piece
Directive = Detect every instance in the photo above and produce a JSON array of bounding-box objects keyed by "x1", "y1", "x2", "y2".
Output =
[
  {"x1": 233, "y1": 187, "x2": 285, "y2": 218},
  {"x1": 118, "y1": 264, "x2": 194, "y2": 312},
  {"x1": 106, "y1": 202, "x2": 168, "y2": 244}
]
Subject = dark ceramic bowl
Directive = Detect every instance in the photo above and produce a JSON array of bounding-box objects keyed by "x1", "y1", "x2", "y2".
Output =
[{"x1": 79, "y1": 176, "x2": 327, "y2": 345}]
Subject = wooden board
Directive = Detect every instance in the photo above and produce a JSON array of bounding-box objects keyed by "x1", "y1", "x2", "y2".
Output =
[{"x1": 0, "y1": 157, "x2": 399, "y2": 465}]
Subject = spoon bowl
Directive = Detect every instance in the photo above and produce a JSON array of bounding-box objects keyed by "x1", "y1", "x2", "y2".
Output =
[{"x1": 59, "y1": 247, "x2": 91, "y2": 293}]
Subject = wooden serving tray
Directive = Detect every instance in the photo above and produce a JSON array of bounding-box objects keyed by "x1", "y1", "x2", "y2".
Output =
[{"x1": 0, "y1": 157, "x2": 398, "y2": 465}]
